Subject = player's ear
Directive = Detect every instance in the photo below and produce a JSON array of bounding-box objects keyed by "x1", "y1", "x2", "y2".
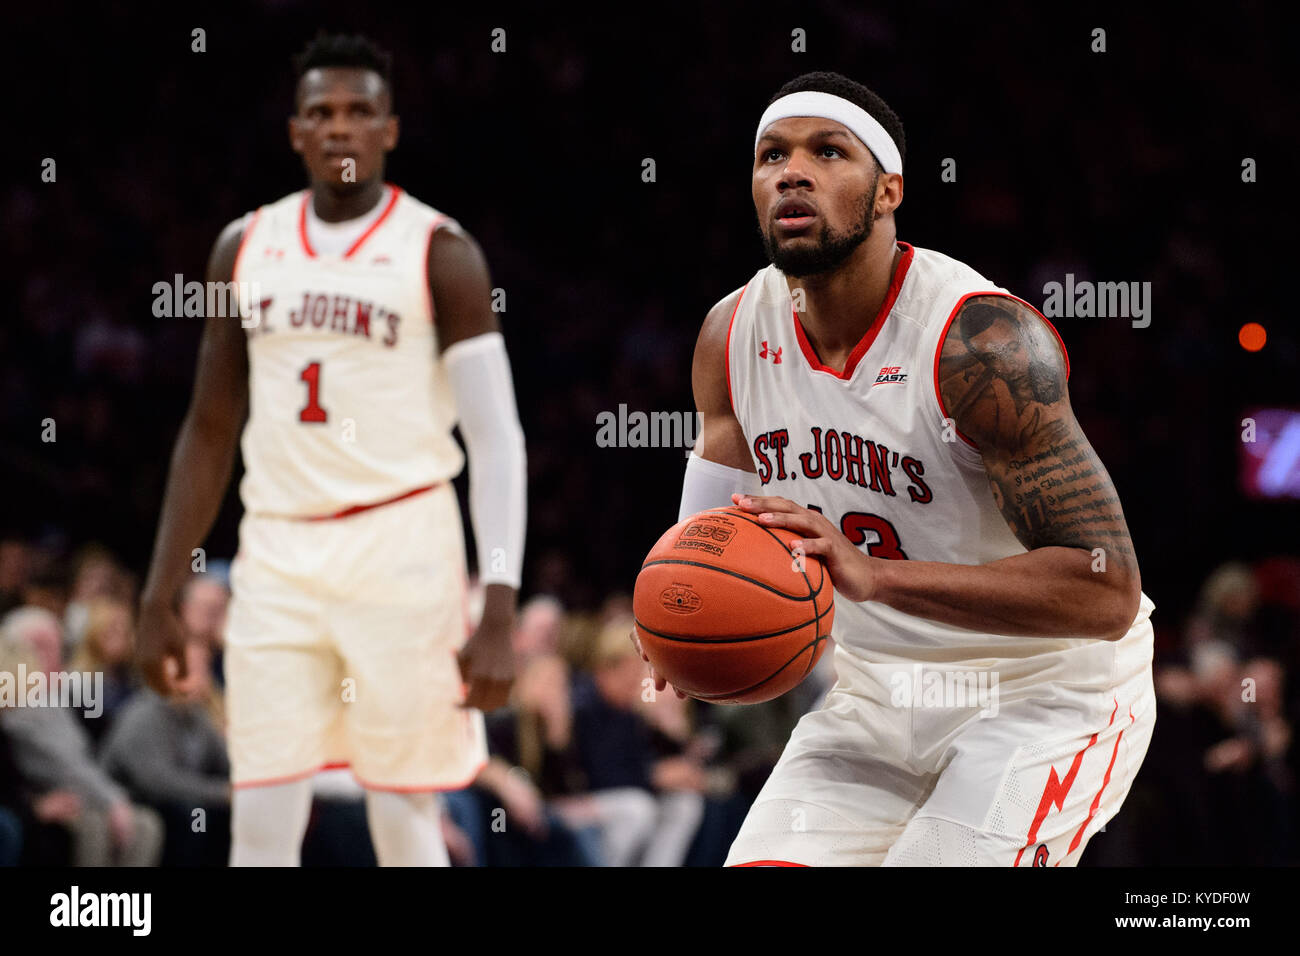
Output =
[
  {"x1": 383, "y1": 114, "x2": 399, "y2": 151},
  {"x1": 876, "y1": 171, "x2": 903, "y2": 217}
]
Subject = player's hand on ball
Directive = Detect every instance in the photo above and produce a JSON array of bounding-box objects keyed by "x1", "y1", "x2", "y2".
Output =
[
  {"x1": 458, "y1": 616, "x2": 515, "y2": 712},
  {"x1": 136, "y1": 598, "x2": 190, "y2": 695},
  {"x1": 629, "y1": 627, "x2": 687, "y2": 700},
  {"x1": 731, "y1": 493, "x2": 877, "y2": 602}
]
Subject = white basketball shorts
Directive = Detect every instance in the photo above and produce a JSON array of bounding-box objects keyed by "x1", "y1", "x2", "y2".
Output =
[
  {"x1": 725, "y1": 636, "x2": 1156, "y2": 867},
  {"x1": 223, "y1": 483, "x2": 488, "y2": 791}
]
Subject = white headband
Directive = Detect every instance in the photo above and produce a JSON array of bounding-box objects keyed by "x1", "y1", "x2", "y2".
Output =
[{"x1": 755, "y1": 91, "x2": 902, "y2": 175}]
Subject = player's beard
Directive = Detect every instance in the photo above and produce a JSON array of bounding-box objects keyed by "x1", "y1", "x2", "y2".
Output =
[{"x1": 761, "y1": 174, "x2": 878, "y2": 278}]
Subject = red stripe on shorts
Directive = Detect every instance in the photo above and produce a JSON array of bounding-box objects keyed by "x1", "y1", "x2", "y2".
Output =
[
  {"x1": 298, "y1": 483, "x2": 439, "y2": 522},
  {"x1": 1013, "y1": 697, "x2": 1119, "y2": 867}
]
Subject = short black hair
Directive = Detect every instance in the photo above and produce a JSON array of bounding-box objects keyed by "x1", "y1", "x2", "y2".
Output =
[
  {"x1": 768, "y1": 71, "x2": 905, "y2": 170},
  {"x1": 293, "y1": 32, "x2": 394, "y2": 104}
]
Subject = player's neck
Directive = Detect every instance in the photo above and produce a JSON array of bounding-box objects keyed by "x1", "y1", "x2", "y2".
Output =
[
  {"x1": 308, "y1": 180, "x2": 388, "y2": 223},
  {"x1": 788, "y1": 232, "x2": 902, "y2": 367}
]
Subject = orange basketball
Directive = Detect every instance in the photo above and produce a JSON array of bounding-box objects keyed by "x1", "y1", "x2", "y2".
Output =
[{"x1": 633, "y1": 507, "x2": 834, "y2": 704}]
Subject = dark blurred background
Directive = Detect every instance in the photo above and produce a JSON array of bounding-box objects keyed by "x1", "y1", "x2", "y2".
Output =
[{"x1": 1, "y1": 1, "x2": 1296, "y2": 866}]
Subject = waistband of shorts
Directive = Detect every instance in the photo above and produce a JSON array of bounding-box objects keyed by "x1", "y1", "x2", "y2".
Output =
[{"x1": 274, "y1": 483, "x2": 443, "y2": 523}]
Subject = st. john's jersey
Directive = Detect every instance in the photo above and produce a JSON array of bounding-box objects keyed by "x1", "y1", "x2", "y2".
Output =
[
  {"x1": 231, "y1": 185, "x2": 465, "y2": 518},
  {"x1": 726, "y1": 241, "x2": 1154, "y2": 687}
]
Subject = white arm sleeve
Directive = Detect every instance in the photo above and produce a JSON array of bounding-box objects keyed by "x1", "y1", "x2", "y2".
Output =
[
  {"x1": 443, "y1": 332, "x2": 527, "y2": 589},
  {"x1": 678, "y1": 451, "x2": 760, "y2": 523}
]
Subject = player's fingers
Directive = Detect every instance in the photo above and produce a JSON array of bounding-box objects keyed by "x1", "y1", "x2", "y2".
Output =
[
  {"x1": 732, "y1": 494, "x2": 800, "y2": 514},
  {"x1": 629, "y1": 628, "x2": 649, "y2": 662},
  {"x1": 788, "y1": 536, "x2": 830, "y2": 557},
  {"x1": 754, "y1": 510, "x2": 821, "y2": 536}
]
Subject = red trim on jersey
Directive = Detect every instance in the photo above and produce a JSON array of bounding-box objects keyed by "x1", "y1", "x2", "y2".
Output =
[
  {"x1": 424, "y1": 213, "x2": 452, "y2": 327},
  {"x1": 344, "y1": 184, "x2": 402, "y2": 258},
  {"x1": 1060, "y1": 704, "x2": 1135, "y2": 864},
  {"x1": 230, "y1": 208, "x2": 262, "y2": 285},
  {"x1": 729, "y1": 860, "x2": 809, "y2": 867},
  {"x1": 297, "y1": 184, "x2": 402, "y2": 259},
  {"x1": 934, "y1": 290, "x2": 1073, "y2": 452},
  {"x1": 725, "y1": 284, "x2": 749, "y2": 414},
  {"x1": 791, "y1": 241, "x2": 914, "y2": 381},
  {"x1": 1012, "y1": 697, "x2": 1118, "y2": 867},
  {"x1": 297, "y1": 483, "x2": 439, "y2": 522},
  {"x1": 297, "y1": 191, "x2": 315, "y2": 257}
]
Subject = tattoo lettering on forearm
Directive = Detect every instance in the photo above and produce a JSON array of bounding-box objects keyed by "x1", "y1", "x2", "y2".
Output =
[{"x1": 939, "y1": 296, "x2": 1139, "y2": 574}]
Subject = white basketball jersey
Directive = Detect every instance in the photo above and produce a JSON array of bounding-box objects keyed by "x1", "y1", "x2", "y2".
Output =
[
  {"x1": 231, "y1": 185, "x2": 465, "y2": 518},
  {"x1": 727, "y1": 242, "x2": 1154, "y2": 686}
]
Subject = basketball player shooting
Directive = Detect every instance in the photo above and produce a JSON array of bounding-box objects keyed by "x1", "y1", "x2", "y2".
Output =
[
  {"x1": 637, "y1": 71, "x2": 1156, "y2": 866},
  {"x1": 136, "y1": 34, "x2": 527, "y2": 866}
]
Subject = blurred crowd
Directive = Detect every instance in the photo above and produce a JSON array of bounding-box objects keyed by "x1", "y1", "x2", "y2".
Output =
[
  {"x1": 1, "y1": 534, "x2": 1296, "y2": 866},
  {"x1": 1087, "y1": 559, "x2": 1300, "y2": 865},
  {"x1": 0, "y1": 537, "x2": 830, "y2": 866}
]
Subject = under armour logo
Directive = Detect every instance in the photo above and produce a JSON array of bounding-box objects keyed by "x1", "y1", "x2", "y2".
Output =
[{"x1": 760, "y1": 341, "x2": 783, "y2": 364}]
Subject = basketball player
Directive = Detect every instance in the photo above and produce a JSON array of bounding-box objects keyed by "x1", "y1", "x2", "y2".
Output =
[
  {"x1": 136, "y1": 34, "x2": 527, "y2": 866},
  {"x1": 638, "y1": 72, "x2": 1155, "y2": 866}
]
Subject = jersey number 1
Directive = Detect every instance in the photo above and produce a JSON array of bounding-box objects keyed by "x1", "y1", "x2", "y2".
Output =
[{"x1": 298, "y1": 361, "x2": 328, "y2": 423}]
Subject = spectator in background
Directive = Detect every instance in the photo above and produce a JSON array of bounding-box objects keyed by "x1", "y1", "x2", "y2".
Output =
[
  {"x1": 635, "y1": 676, "x2": 709, "y2": 867},
  {"x1": 1132, "y1": 623, "x2": 1297, "y2": 865},
  {"x1": 512, "y1": 594, "x2": 564, "y2": 663},
  {"x1": 557, "y1": 618, "x2": 704, "y2": 866},
  {"x1": 1200, "y1": 654, "x2": 1295, "y2": 863},
  {"x1": 63, "y1": 544, "x2": 125, "y2": 653},
  {"x1": 0, "y1": 717, "x2": 79, "y2": 866},
  {"x1": 100, "y1": 637, "x2": 231, "y2": 866},
  {"x1": 179, "y1": 572, "x2": 230, "y2": 690},
  {"x1": 0, "y1": 606, "x2": 162, "y2": 865},
  {"x1": 453, "y1": 652, "x2": 596, "y2": 866},
  {"x1": 21, "y1": 561, "x2": 69, "y2": 622},
  {"x1": 1187, "y1": 561, "x2": 1260, "y2": 653},
  {"x1": 68, "y1": 597, "x2": 139, "y2": 743}
]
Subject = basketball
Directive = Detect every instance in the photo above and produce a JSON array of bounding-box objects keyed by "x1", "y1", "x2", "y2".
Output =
[{"x1": 632, "y1": 507, "x2": 834, "y2": 704}]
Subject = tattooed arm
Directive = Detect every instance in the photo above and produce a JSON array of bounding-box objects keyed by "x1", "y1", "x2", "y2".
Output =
[
  {"x1": 882, "y1": 294, "x2": 1141, "y2": 638},
  {"x1": 735, "y1": 294, "x2": 1142, "y2": 640}
]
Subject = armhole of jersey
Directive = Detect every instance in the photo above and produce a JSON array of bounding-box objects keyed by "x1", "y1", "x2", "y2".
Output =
[
  {"x1": 725, "y1": 284, "x2": 748, "y2": 415},
  {"x1": 423, "y1": 213, "x2": 452, "y2": 328},
  {"x1": 931, "y1": 290, "x2": 1072, "y2": 464},
  {"x1": 230, "y1": 209, "x2": 261, "y2": 286}
]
